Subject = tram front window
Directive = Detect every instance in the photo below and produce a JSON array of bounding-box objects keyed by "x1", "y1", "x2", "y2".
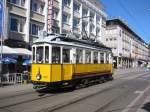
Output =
[
  {"x1": 52, "y1": 47, "x2": 60, "y2": 64},
  {"x1": 36, "y1": 46, "x2": 43, "y2": 63},
  {"x1": 32, "y1": 47, "x2": 35, "y2": 63},
  {"x1": 45, "y1": 46, "x2": 49, "y2": 63}
]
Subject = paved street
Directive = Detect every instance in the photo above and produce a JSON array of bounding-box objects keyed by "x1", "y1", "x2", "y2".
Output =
[{"x1": 0, "y1": 68, "x2": 150, "y2": 112}]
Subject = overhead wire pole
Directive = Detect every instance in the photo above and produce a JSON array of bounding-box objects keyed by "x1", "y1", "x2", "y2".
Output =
[{"x1": 0, "y1": 0, "x2": 5, "y2": 84}]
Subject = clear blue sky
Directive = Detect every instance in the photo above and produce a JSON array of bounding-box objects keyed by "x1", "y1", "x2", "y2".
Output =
[{"x1": 101, "y1": 0, "x2": 150, "y2": 43}]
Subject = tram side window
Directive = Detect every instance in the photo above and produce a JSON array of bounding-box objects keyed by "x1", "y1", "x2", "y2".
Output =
[
  {"x1": 93, "y1": 52, "x2": 98, "y2": 64},
  {"x1": 32, "y1": 47, "x2": 35, "y2": 63},
  {"x1": 85, "y1": 50, "x2": 91, "y2": 64},
  {"x1": 100, "y1": 53, "x2": 104, "y2": 64},
  {"x1": 45, "y1": 46, "x2": 49, "y2": 63},
  {"x1": 63, "y1": 48, "x2": 70, "y2": 63},
  {"x1": 36, "y1": 46, "x2": 43, "y2": 63},
  {"x1": 52, "y1": 47, "x2": 60, "y2": 64},
  {"x1": 76, "y1": 49, "x2": 83, "y2": 64},
  {"x1": 106, "y1": 53, "x2": 109, "y2": 64}
]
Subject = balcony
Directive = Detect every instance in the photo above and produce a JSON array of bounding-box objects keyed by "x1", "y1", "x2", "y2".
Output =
[
  {"x1": 37, "y1": 0, "x2": 46, "y2": 3},
  {"x1": 63, "y1": 6, "x2": 71, "y2": 14},
  {"x1": 62, "y1": 23, "x2": 71, "y2": 31},
  {"x1": 74, "y1": 11, "x2": 80, "y2": 19},
  {"x1": 52, "y1": 19, "x2": 59, "y2": 27},
  {"x1": 7, "y1": 2, "x2": 26, "y2": 17},
  {"x1": 29, "y1": 35, "x2": 38, "y2": 43},
  {"x1": 30, "y1": 11, "x2": 45, "y2": 23},
  {"x1": 9, "y1": 31, "x2": 25, "y2": 41},
  {"x1": 82, "y1": 17, "x2": 88, "y2": 23},
  {"x1": 90, "y1": 32, "x2": 96, "y2": 40},
  {"x1": 53, "y1": 0, "x2": 60, "y2": 9},
  {"x1": 73, "y1": 27, "x2": 80, "y2": 34}
]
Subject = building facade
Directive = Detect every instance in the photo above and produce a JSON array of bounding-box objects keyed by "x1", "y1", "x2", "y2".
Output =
[
  {"x1": 4, "y1": 0, "x2": 106, "y2": 48},
  {"x1": 103, "y1": 19, "x2": 149, "y2": 68},
  {"x1": 4, "y1": 0, "x2": 47, "y2": 48}
]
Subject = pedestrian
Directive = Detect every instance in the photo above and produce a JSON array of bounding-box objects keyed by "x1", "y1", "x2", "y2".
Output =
[{"x1": 147, "y1": 64, "x2": 150, "y2": 72}]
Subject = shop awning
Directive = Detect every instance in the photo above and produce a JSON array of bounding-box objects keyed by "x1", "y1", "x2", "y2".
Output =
[
  {"x1": 13, "y1": 48, "x2": 32, "y2": 56},
  {"x1": 1, "y1": 45, "x2": 18, "y2": 54},
  {"x1": 0, "y1": 45, "x2": 32, "y2": 55}
]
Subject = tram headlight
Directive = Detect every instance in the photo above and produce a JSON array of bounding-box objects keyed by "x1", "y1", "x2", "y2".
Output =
[{"x1": 36, "y1": 74, "x2": 41, "y2": 80}]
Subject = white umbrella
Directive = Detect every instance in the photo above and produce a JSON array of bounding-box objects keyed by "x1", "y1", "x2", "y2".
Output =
[
  {"x1": 1, "y1": 45, "x2": 18, "y2": 54},
  {"x1": 13, "y1": 48, "x2": 32, "y2": 56}
]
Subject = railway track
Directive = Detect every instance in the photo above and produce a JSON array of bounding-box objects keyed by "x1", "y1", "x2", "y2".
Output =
[
  {"x1": 0, "y1": 71, "x2": 149, "y2": 112},
  {"x1": 38, "y1": 72, "x2": 150, "y2": 112}
]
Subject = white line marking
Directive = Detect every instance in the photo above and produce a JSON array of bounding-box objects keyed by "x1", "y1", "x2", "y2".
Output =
[{"x1": 122, "y1": 86, "x2": 150, "y2": 112}]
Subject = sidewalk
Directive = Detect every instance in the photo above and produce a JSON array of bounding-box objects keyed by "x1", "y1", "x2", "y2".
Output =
[{"x1": 0, "y1": 84, "x2": 34, "y2": 99}]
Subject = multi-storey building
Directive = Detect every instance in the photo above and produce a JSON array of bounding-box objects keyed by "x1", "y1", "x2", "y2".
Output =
[
  {"x1": 4, "y1": 0, "x2": 47, "y2": 48},
  {"x1": 4, "y1": 0, "x2": 106, "y2": 48},
  {"x1": 103, "y1": 19, "x2": 149, "y2": 68}
]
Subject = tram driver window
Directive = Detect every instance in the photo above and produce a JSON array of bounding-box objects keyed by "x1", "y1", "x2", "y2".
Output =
[
  {"x1": 36, "y1": 46, "x2": 43, "y2": 63},
  {"x1": 93, "y1": 52, "x2": 98, "y2": 64},
  {"x1": 45, "y1": 46, "x2": 49, "y2": 63},
  {"x1": 32, "y1": 47, "x2": 35, "y2": 63},
  {"x1": 100, "y1": 53, "x2": 104, "y2": 64},
  {"x1": 63, "y1": 48, "x2": 70, "y2": 63},
  {"x1": 76, "y1": 49, "x2": 83, "y2": 64},
  {"x1": 52, "y1": 47, "x2": 60, "y2": 64},
  {"x1": 85, "y1": 50, "x2": 91, "y2": 64}
]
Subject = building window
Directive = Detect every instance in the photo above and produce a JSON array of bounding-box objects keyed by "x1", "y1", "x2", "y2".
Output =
[
  {"x1": 53, "y1": 11, "x2": 58, "y2": 19},
  {"x1": 82, "y1": 23, "x2": 87, "y2": 31},
  {"x1": 10, "y1": 18, "x2": 18, "y2": 32},
  {"x1": 90, "y1": 25, "x2": 94, "y2": 33},
  {"x1": 21, "y1": 0, "x2": 25, "y2": 6},
  {"x1": 63, "y1": 0, "x2": 71, "y2": 7},
  {"x1": 40, "y1": 5, "x2": 44, "y2": 14},
  {"x1": 8, "y1": 0, "x2": 20, "y2": 5},
  {"x1": 73, "y1": 19, "x2": 79, "y2": 28},
  {"x1": 32, "y1": 24, "x2": 38, "y2": 35},
  {"x1": 62, "y1": 14, "x2": 69, "y2": 23},
  {"x1": 30, "y1": 23, "x2": 42, "y2": 36},
  {"x1": 31, "y1": 2, "x2": 38, "y2": 12},
  {"x1": 82, "y1": 9, "x2": 88, "y2": 17},
  {"x1": 73, "y1": 3, "x2": 80, "y2": 12}
]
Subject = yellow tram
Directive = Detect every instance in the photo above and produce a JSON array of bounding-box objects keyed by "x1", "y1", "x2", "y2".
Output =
[{"x1": 31, "y1": 34, "x2": 113, "y2": 89}]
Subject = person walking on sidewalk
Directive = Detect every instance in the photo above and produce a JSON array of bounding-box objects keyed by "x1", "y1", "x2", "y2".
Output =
[{"x1": 147, "y1": 64, "x2": 150, "y2": 72}]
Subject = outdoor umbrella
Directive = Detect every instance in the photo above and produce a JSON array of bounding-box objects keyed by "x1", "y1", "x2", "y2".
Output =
[
  {"x1": 23, "y1": 59, "x2": 32, "y2": 65},
  {"x1": 1, "y1": 57, "x2": 17, "y2": 64},
  {"x1": 1, "y1": 57, "x2": 17, "y2": 74}
]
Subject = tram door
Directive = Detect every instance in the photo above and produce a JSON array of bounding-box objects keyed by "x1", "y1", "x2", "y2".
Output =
[
  {"x1": 51, "y1": 46, "x2": 73, "y2": 81},
  {"x1": 51, "y1": 46, "x2": 62, "y2": 82}
]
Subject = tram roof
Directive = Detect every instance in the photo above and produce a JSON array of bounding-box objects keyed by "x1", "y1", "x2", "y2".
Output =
[{"x1": 33, "y1": 34, "x2": 111, "y2": 51}]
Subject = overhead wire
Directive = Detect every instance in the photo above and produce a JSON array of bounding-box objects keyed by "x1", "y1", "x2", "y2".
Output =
[{"x1": 117, "y1": 0, "x2": 147, "y2": 39}]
